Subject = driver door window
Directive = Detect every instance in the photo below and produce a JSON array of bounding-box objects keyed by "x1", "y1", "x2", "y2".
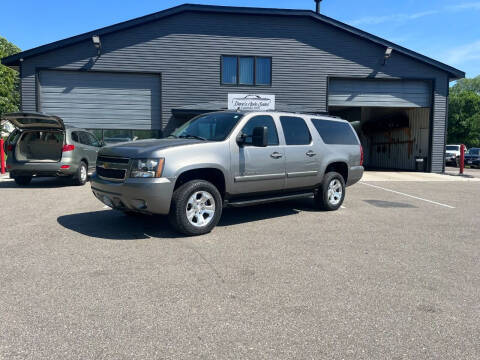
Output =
[{"x1": 240, "y1": 115, "x2": 279, "y2": 146}]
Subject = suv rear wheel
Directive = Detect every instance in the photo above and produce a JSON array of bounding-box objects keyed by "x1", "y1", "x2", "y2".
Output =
[
  {"x1": 169, "y1": 180, "x2": 222, "y2": 236},
  {"x1": 73, "y1": 161, "x2": 88, "y2": 186},
  {"x1": 314, "y1": 171, "x2": 345, "y2": 211},
  {"x1": 14, "y1": 176, "x2": 32, "y2": 186}
]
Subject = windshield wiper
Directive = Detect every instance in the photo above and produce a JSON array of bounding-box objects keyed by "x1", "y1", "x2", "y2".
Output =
[{"x1": 178, "y1": 134, "x2": 207, "y2": 141}]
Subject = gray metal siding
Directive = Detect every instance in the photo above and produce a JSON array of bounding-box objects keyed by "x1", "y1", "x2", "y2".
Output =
[
  {"x1": 38, "y1": 70, "x2": 161, "y2": 129},
  {"x1": 329, "y1": 79, "x2": 431, "y2": 108},
  {"x1": 20, "y1": 11, "x2": 450, "y2": 172}
]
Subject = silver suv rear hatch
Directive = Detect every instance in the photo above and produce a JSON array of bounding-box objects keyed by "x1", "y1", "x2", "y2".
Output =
[{"x1": 3, "y1": 112, "x2": 65, "y2": 130}]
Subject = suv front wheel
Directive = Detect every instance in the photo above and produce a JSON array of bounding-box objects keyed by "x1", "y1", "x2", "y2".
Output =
[
  {"x1": 169, "y1": 180, "x2": 222, "y2": 236},
  {"x1": 314, "y1": 171, "x2": 345, "y2": 211}
]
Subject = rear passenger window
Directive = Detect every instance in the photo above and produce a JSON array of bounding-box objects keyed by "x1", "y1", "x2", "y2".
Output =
[
  {"x1": 280, "y1": 116, "x2": 311, "y2": 145},
  {"x1": 241, "y1": 115, "x2": 279, "y2": 146},
  {"x1": 71, "y1": 131, "x2": 79, "y2": 143},
  {"x1": 311, "y1": 119, "x2": 359, "y2": 145}
]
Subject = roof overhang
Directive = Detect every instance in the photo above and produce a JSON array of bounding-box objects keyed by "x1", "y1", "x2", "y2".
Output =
[{"x1": 1, "y1": 3, "x2": 465, "y2": 80}]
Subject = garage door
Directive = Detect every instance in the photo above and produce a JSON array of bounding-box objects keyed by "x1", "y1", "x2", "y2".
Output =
[
  {"x1": 328, "y1": 79, "x2": 431, "y2": 108},
  {"x1": 38, "y1": 70, "x2": 161, "y2": 129}
]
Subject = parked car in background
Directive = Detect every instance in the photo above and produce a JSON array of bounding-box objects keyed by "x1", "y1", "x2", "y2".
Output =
[
  {"x1": 445, "y1": 144, "x2": 464, "y2": 158},
  {"x1": 91, "y1": 111, "x2": 364, "y2": 236},
  {"x1": 464, "y1": 148, "x2": 480, "y2": 168},
  {"x1": 445, "y1": 152, "x2": 457, "y2": 166},
  {"x1": 3, "y1": 112, "x2": 103, "y2": 186}
]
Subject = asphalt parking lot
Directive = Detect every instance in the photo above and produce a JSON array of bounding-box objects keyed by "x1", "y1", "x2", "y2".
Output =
[{"x1": 1, "y1": 175, "x2": 479, "y2": 359}]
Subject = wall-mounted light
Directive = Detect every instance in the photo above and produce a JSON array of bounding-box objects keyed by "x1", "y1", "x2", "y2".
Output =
[
  {"x1": 92, "y1": 35, "x2": 101, "y2": 57},
  {"x1": 383, "y1": 47, "x2": 393, "y2": 65}
]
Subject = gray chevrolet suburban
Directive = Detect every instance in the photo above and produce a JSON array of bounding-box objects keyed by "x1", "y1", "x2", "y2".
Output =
[
  {"x1": 4, "y1": 112, "x2": 102, "y2": 186},
  {"x1": 91, "y1": 111, "x2": 363, "y2": 235}
]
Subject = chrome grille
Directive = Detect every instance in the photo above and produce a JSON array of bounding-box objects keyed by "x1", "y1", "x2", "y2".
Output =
[{"x1": 96, "y1": 156, "x2": 130, "y2": 181}]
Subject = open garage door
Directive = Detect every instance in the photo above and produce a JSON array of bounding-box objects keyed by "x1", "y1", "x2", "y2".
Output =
[
  {"x1": 329, "y1": 79, "x2": 432, "y2": 171},
  {"x1": 38, "y1": 70, "x2": 161, "y2": 129},
  {"x1": 328, "y1": 79, "x2": 431, "y2": 108}
]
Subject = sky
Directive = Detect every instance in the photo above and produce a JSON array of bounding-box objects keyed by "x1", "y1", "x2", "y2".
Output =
[{"x1": 1, "y1": 0, "x2": 479, "y2": 78}]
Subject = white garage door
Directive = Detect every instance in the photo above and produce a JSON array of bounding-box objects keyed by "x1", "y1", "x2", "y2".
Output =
[
  {"x1": 328, "y1": 79, "x2": 431, "y2": 108},
  {"x1": 38, "y1": 70, "x2": 161, "y2": 129}
]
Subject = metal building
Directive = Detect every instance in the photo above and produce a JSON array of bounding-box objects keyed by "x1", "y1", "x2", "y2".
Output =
[{"x1": 1, "y1": 4, "x2": 464, "y2": 172}]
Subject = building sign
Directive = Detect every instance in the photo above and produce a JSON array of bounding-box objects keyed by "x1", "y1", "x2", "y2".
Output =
[{"x1": 228, "y1": 94, "x2": 275, "y2": 111}]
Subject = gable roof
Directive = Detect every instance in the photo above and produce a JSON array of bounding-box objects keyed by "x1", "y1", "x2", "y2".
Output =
[{"x1": 1, "y1": 3, "x2": 465, "y2": 79}]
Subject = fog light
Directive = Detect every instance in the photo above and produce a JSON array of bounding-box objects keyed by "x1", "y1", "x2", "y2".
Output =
[
  {"x1": 103, "y1": 196, "x2": 113, "y2": 208},
  {"x1": 131, "y1": 199, "x2": 147, "y2": 210}
]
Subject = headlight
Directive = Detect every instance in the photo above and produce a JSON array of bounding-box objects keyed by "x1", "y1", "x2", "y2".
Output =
[{"x1": 130, "y1": 158, "x2": 164, "y2": 178}]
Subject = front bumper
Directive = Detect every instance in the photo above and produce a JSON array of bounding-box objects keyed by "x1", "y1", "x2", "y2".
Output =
[{"x1": 90, "y1": 173, "x2": 176, "y2": 215}]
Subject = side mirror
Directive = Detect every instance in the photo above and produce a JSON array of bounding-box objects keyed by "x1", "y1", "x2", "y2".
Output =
[
  {"x1": 252, "y1": 126, "x2": 268, "y2": 147},
  {"x1": 236, "y1": 132, "x2": 247, "y2": 146}
]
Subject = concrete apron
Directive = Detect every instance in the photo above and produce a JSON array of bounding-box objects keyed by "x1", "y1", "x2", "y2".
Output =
[{"x1": 362, "y1": 171, "x2": 480, "y2": 182}]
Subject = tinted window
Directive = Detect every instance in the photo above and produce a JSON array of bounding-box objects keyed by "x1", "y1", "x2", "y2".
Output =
[
  {"x1": 255, "y1": 57, "x2": 271, "y2": 85},
  {"x1": 446, "y1": 145, "x2": 459, "y2": 151},
  {"x1": 311, "y1": 119, "x2": 359, "y2": 145},
  {"x1": 241, "y1": 115, "x2": 279, "y2": 146},
  {"x1": 78, "y1": 132, "x2": 91, "y2": 145},
  {"x1": 468, "y1": 148, "x2": 480, "y2": 155},
  {"x1": 280, "y1": 116, "x2": 312, "y2": 145},
  {"x1": 221, "y1": 55, "x2": 272, "y2": 86},
  {"x1": 222, "y1": 56, "x2": 237, "y2": 84},
  {"x1": 71, "y1": 131, "x2": 80, "y2": 143},
  {"x1": 171, "y1": 112, "x2": 244, "y2": 141},
  {"x1": 86, "y1": 132, "x2": 101, "y2": 147}
]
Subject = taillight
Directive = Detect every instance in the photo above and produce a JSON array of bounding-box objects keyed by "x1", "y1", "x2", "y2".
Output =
[
  {"x1": 62, "y1": 144, "x2": 75, "y2": 152},
  {"x1": 60, "y1": 165, "x2": 70, "y2": 169},
  {"x1": 7, "y1": 144, "x2": 14, "y2": 151},
  {"x1": 360, "y1": 145, "x2": 364, "y2": 166}
]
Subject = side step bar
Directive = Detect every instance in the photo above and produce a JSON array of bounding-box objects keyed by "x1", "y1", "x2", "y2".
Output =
[{"x1": 226, "y1": 192, "x2": 314, "y2": 208}]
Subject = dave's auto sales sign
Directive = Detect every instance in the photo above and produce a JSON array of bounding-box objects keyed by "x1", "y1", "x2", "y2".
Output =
[{"x1": 228, "y1": 94, "x2": 275, "y2": 111}]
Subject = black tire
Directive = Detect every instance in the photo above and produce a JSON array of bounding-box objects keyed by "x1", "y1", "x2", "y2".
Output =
[
  {"x1": 14, "y1": 176, "x2": 32, "y2": 186},
  {"x1": 314, "y1": 171, "x2": 346, "y2": 211},
  {"x1": 168, "y1": 180, "x2": 222, "y2": 236},
  {"x1": 73, "y1": 161, "x2": 88, "y2": 186}
]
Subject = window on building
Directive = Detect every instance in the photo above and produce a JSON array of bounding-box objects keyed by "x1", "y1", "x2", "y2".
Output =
[
  {"x1": 280, "y1": 116, "x2": 312, "y2": 145},
  {"x1": 221, "y1": 55, "x2": 271, "y2": 86}
]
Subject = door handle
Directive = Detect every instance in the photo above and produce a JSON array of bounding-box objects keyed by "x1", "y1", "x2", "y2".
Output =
[
  {"x1": 270, "y1": 152, "x2": 283, "y2": 159},
  {"x1": 306, "y1": 150, "x2": 317, "y2": 157}
]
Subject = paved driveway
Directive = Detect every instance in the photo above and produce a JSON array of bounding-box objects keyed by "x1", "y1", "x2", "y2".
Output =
[{"x1": 0, "y1": 177, "x2": 479, "y2": 359}]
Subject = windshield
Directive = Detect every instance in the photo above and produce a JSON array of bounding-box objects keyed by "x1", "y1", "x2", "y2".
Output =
[
  {"x1": 170, "y1": 112, "x2": 244, "y2": 141},
  {"x1": 467, "y1": 148, "x2": 480, "y2": 155},
  {"x1": 446, "y1": 145, "x2": 459, "y2": 151}
]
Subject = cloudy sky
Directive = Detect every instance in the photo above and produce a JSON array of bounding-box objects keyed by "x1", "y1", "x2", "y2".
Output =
[{"x1": 2, "y1": 0, "x2": 478, "y2": 77}]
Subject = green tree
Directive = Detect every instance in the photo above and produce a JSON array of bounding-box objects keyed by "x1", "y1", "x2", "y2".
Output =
[
  {"x1": 450, "y1": 75, "x2": 480, "y2": 95},
  {"x1": 448, "y1": 90, "x2": 480, "y2": 148},
  {"x1": 0, "y1": 36, "x2": 21, "y2": 118}
]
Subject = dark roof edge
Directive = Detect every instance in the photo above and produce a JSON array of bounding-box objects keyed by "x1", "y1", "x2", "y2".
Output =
[{"x1": 1, "y1": 3, "x2": 465, "y2": 80}]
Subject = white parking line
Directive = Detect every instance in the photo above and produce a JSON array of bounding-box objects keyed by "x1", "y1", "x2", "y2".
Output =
[{"x1": 360, "y1": 182, "x2": 455, "y2": 209}]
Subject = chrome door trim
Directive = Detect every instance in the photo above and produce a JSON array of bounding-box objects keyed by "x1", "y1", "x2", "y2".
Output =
[
  {"x1": 287, "y1": 171, "x2": 319, "y2": 178},
  {"x1": 234, "y1": 173, "x2": 286, "y2": 182}
]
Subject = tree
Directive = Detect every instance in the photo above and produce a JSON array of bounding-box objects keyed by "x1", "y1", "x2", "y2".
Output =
[
  {"x1": 450, "y1": 75, "x2": 480, "y2": 95},
  {"x1": 0, "y1": 36, "x2": 21, "y2": 118},
  {"x1": 448, "y1": 90, "x2": 480, "y2": 148}
]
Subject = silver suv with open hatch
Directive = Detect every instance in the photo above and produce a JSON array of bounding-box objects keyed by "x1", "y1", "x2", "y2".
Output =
[
  {"x1": 3, "y1": 112, "x2": 102, "y2": 186},
  {"x1": 91, "y1": 111, "x2": 364, "y2": 236}
]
